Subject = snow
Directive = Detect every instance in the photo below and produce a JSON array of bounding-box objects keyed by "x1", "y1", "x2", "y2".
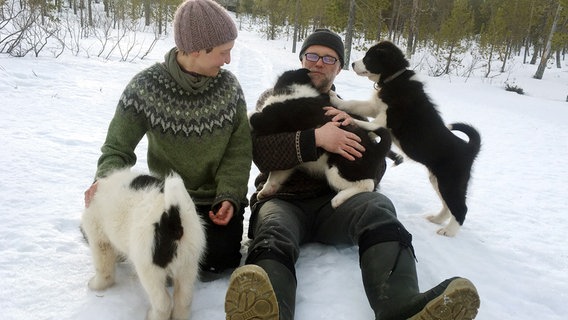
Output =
[{"x1": 1, "y1": 19, "x2": 567, "y2": 320}]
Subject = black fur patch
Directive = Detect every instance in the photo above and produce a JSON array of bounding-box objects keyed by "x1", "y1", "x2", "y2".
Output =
[
  {"x1": 362, "y1": 41, "x2": 481, "y2": 226},
  {"x1": 250, "y1": 68, "x2": 391, "y2": 186},
  {"x1": 152, "y1": 205, "x2": 184, "y2": 268},
  {"x1": 130, "y1": 175, "x2": 164, "y2": 192}
]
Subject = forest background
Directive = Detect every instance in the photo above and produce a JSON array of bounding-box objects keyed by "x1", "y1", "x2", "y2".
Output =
[{"x1": 1, "y1": 0, "x2": 566, "y2": 81}]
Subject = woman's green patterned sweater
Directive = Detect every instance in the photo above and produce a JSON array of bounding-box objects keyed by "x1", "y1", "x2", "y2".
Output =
[{"x1": 96, "y1": 48, "x2": 252, "y2": 211}]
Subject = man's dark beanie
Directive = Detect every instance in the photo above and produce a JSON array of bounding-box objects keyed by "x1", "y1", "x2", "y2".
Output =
[{"x1": 299, "y1": 29, "x2": 345, "y2": 68}]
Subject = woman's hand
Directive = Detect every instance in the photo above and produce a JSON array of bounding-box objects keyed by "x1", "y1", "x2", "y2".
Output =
[
  {"x1": 84, "y1": 182, "x2": 98, "y2": 208},
  {"x1": 209, "y1": 200, "x2": 234, "y2": 226}
]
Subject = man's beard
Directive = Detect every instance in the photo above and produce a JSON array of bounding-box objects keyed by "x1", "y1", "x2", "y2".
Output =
[{"x1": 312, "y1": 76, "x2": 332, "y2": 93}]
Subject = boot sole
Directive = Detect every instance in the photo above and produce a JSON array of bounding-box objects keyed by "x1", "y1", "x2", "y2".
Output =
[
  {"x1": 225, "y1": 265, "x2": 279, "y2": 320},
  {"x1": 410, "y1": 278, "x2": 480, "y2": 320}
]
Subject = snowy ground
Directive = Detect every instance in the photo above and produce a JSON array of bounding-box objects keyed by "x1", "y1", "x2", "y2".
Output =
[{"x1": 1, "y1": 18, "x2": 567, "y2": 320}]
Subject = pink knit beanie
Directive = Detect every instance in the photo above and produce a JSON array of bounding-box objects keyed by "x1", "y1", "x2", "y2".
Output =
[{"x1": 173, "y1": 0, "x2": 238, "y2": 53}]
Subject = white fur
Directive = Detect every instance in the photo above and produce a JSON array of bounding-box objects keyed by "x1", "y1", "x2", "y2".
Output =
[
  {"x1": 81, "y1": 169, "x2": 206, "y2": 320},
  {"x1": 329, "y1": 89, "x2": 389, "y2": 135},
  {"x1": 258, "y1": 153, "x2": 375, "y2": 208},
  {"x1": 261, "y1": 84, "x2": 321, "y2": 110}
]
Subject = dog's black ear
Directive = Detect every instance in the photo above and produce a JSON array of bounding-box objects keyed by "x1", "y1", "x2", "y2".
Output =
[
  {"x1": 274, "y1": 68, "x2": 313, "y2": 90},
  {"x1": 296, "y1": 68, "x2": 312, "y2": 84},
  {"x1": 375, "y1": 41, "x2": 409, "y2": 70}
]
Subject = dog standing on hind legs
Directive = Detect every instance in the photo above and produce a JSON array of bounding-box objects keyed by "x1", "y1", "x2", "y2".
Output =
[
  {"x1": 330, "y1": 40, "x2": 481, "y2": 237},
  {"x1": 81, "y1": 168, "x2": 206, "y2": 320}
]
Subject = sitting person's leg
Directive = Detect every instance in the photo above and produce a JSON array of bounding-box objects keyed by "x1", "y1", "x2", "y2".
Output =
[
  {"x1": 226, "y1": 198, "x2": 306, "y2": 320},
  {"x1": 197, "y1": 205, "x2": 244, "y2": 279},
  {"x1": 315, "y1": 191, "x2": 480, "y2": 320}
]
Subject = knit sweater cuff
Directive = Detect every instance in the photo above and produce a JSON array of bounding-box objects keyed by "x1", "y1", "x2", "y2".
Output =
[{"x1": 298, "y1": 129, "x2": 319, "y2": 163}]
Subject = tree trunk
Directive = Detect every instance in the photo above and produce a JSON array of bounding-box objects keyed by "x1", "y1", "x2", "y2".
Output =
[
  {"x1": 343, "y1": 0, "x2": 356, "y2": 70},
  {"x1": 534, "y1": 3, "x2": 562, "y2": 79},
  {"x1": 145, "y1": 0, "x2": 151, "y2": 26},
  {"x1": 388, "y1": 0, "x2": 398, "y2": 41},
  {"x1": 292, "y1": 0, "x2": 299, "y2": 53},
  {"x1": 485, "y1": 44, "x2": 494, "y2": 78},
  {"x1": 406, "y1": 0, "x2": 419, "y2": 58},
  {"x1": 374, "y1": 10, "x2": 384, "y2": 41}
]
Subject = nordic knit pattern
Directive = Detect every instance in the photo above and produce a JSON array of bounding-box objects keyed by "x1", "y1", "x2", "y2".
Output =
[{"x1": 96, "y1": 48, "x2": 252, "y2": 211}]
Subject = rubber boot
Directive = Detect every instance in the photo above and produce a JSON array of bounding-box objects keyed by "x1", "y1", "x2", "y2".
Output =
[
  {"x1": 361, "y1": 242, "x2": 480, "y2": 320},
  {"x1": 225, "y1": 259, "x2": 296, "y2": 320}
]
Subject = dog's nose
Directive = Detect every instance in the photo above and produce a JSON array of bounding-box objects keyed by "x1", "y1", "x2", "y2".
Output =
[{"x1": 351, "y1": 62, "x2": 355, "y2": 68}]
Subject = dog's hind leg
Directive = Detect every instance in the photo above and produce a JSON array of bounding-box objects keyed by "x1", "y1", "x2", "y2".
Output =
[
  {"x1": 257, "y1": 169, "x2": 294, "y2": 199},
  {"x1": 171, "y1": 269, "x2": 198, "y2": 320},
  {"x1": 326, "y1": 167, "x2": 375, "y2": 208},
  {"x1": 86, "y1": 234, "x2": 117, "y2": 290},
  {"x1": 135, "y1": 264, "x2": 172, "y2": 320},
  {"x1": 427, "y1": 171, "x2": 467, "y2": 237},
  {"x1": 425, "y1": 173, "x2": 453, "y2": 226}
]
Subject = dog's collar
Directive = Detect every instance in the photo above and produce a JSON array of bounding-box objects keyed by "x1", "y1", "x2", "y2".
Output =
[{"x1": 383, "y1": 68, "x2": 407, "y2": 84}]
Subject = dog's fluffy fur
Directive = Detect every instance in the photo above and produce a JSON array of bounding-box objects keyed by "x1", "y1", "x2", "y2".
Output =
[
  {"x1": 330, "y1": 41, "x2": 481, "y2": 236},
  {"x1": 249, "y1": 68, "x2": 391, "y2": 208},
  {"x1": 81, "y1": 169, "x2": 206, "y2": 320}
]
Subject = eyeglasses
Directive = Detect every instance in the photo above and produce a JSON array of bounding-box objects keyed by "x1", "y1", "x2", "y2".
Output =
[{"x1": 304, "y1": 53, "x2": 338, "y2": 65}]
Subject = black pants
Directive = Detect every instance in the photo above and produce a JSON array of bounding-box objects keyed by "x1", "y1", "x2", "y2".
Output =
[
  {"x1": 246, "y1": 191, "x2": 406, "y2": 273},
  {"x1": 196, "y1": 205, "x2": 244, "y2": 273}
]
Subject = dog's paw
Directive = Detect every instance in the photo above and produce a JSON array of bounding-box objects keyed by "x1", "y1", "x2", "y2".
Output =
[
  {"x1": 257, "y1": 185, "x2": 277, "y2": 199},
  {"x1": 426, "y1": 214, "x2": 445, "y2": 225},
  {"x1": 426, "y1": 208, "x2": 451, "y2": 225},
  {"x1": 331, "y1": 194, "x2": 348, "y2": 208},
  {"x1": 436, "y1": 225, "x2": 459, "y2": 237},
  {"x1": 435, "y1": 219, "x2": 460, "y2": 237},
  {"x1": 146, "y1": 308, "x2": 171, "y2": 320},
  {"x1": 328, "y1": 91, "x2": 343, "y2": 107},
  {"x1": 88, "y1": 275, "x2": 114, "y2": 291}
]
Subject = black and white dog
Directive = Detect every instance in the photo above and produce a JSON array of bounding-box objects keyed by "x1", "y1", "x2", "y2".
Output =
[
  {"x1": 330, "y1": 41, "x2": 481, "y2": 236},
  {"x1": 81, "y1": 168, "x2": 205, "y2": 320},
  {"x1": 249, "y1": 68, "x2": 392, "y2": 208}
]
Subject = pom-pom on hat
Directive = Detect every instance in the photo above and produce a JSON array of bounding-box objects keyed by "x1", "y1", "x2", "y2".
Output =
[
  {"x1": 174, "y1": 0, "x2": 238, "y2": 53},
  {"x1": 299, "y1": 29, "x2": 345, "y2": 67}
]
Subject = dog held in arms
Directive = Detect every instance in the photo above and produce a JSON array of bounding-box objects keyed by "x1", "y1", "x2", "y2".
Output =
[
  {"x1": 81, "y1": 168, "x2": 206, "y2": 320},
  {"x1": 330, "y1": 41, "x2": 481, "y2": 237},
  {"x1": 249, "y1": 68, "x2": 392, "y2": 208}
]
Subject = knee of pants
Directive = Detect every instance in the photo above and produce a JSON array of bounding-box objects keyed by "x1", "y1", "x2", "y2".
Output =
[
  {"x1": 246, "y1": 220, "x2": 300, "y2": 275},
  {"x1": 358, "y1": 223, "x2": 414, "y2": 258}
]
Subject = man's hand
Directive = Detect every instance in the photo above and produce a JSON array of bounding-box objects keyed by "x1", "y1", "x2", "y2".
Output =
[
  {"x1": 209, "y1": 200, "x2": 234, "y2": 226},
  {"x1": 84, "y1": 181, "x2": 98, "y2": 208},
  {"x1": 315, "y1": 122, "x2": 365, "y2": 161}
]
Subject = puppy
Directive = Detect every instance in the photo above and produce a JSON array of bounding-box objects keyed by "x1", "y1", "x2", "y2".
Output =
[
  {"x1": 249, "y1": 68, "x2": 392, "y2": 208},
  {"x1": 81, "y1": 168, "x2": 206, "y2": 320},
  {"x1": 330, "y1": 41, "x2": 481, "y2": 236}
]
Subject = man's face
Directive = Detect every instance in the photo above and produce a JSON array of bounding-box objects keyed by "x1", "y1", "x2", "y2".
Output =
[
  {"x1": 193, "y1": 40, "x2": 235, "y2": 77},
  {"x1": 301, "y1": 45, "x2": 342, "y2": 93}
]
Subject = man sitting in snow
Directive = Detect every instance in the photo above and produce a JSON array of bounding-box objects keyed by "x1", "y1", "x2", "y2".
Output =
[{"x1": 224, "y1": 29, "x2": 481, "y2": 320}]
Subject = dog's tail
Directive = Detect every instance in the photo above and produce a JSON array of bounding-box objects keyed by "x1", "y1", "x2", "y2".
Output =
[
  {"x1": 151, "y1": 173, "x2": 195, "y2": 268},
  {"x1": 161, "y1": 173, "x2": 193, "y2": 241},
  {"x1": 449, "y1": 123, "x2": 481, "y2": 156},
  {"x1": 163, "y1": 172, "x2": 195, "y2": 219}
]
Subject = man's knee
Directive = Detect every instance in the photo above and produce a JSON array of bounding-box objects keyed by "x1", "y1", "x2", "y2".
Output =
[{"x1": 358, "y1": 223, "x2": 414, "y2": 259}]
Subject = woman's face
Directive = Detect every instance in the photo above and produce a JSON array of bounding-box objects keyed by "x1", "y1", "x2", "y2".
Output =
[{"x1": 193, "y1": 40, "x2": 235, "y2": 77}]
